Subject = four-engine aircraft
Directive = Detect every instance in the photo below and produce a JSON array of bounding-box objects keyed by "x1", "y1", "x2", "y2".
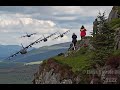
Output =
[
  {"x1": 21, "y1": 32, "x2": 37, "y2": 38},
  {"x1": 52, "y1": 30, "x2": 70, "y2": 40}
]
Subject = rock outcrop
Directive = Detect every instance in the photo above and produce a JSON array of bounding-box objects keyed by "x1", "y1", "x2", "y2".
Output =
[
  {"x1": 32, "y1": 58, "x2": 81, "y2": 84},
  {"x1": 89, "y1": 56, "x2": 120, "y2": 84},
  {"x1": 107, "y1": 6, "x2": 120, "y2": 50},
  {"x1": 107, "y1": 6, "x2": 120, "y2": 22},
  {"x1": 114, "y1": 28, "x2": 120, "y2": 50}
]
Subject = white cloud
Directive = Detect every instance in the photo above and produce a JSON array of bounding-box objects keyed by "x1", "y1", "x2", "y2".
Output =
[
  {"x1": 52, "y1": 6, "x2": 83, "y2": 14},
  {"x1": 0, "y1": 14, "x2": 70, "y2": 47},
  {"x1": 51, "y1": 6, "x2": 112, "y2": 18},
  {"x1": 0, "y1": 6, "x2": 113, "y2": 48},
  {"x1": 0, "y1": 16, "x2": 56, "y2": 33},
  {"x1": 78, "y1": 6, "x2": 112, "y2": 17}
]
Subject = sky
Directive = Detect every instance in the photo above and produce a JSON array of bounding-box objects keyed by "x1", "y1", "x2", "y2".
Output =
[{"x1": 0, "y1": 6, "x2": 113, "y2": 48}]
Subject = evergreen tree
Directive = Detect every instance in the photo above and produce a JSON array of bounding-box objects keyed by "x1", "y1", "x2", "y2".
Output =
[{"x1": 91, "y1": 12, "x2": 115, "y2": 66}]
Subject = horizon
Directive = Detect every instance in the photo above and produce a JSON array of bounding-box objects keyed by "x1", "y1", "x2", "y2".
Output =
[{"x1": 0, "y1": 40, "x2": 71, "y2": 48}]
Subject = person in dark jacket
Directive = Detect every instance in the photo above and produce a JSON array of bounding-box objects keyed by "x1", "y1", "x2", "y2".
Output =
[{"x1": 72, "y1": 33, "x2": 77, "y2": 47}]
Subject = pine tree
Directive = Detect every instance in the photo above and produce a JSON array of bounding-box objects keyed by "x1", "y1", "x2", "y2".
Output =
[{"x1": 91, "y1": 12, "x2": 115, "y2": 66}]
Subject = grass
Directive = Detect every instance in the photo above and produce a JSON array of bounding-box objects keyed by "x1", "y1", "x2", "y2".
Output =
[
  {"x1": 54, "y1": 47, "x2": 93, "y2": 72},
  {"x1": 108, "y1": 18, "x2": 120, "y2": 29},
  {"x1": 112, "y1": 50, "x2": 120, "y2": 56}
]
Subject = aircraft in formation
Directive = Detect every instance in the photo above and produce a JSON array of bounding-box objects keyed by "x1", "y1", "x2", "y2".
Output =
[
  {"x1": 5, "y1": 30, "x2": 70, "y2": 60},
  {"x1": 20, "y1": 32, "x2": 37, "y2": 38},
  {"x1": 52, "y1": 30, "x2": 70, "y2": 40}
]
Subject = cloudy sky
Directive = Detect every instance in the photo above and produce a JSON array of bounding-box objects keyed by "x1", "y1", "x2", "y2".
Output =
[{"x1": 0, "y1": 6, "x2": 112, "y2": 48}]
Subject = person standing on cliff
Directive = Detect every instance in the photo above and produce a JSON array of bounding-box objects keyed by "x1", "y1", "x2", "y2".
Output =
[
  {"x1": 93, "y1": 18, "x2": 98, "y2": 36},
  {"x1": 80, "y1": 25, "x2": 87, "y2": 40},
  {"x1": 72, "y1": 33, "x2": 77, "y2": 50}
]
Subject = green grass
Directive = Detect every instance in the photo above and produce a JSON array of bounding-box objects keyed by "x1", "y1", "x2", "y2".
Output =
[
  {"x1": 108, "y1": 18, "x2": 120, "y2": 29},
  {"x1": 112, "y1": 50, "x2": 120, "y2": 56},
  {"x1": 54, "y1": 47, "x2": 93, "y2": 72}
]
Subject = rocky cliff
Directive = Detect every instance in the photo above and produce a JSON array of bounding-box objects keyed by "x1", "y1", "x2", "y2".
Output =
[
  {"x1": 107, "y1": 6, "x2": 120, "y2": 22},
  {"x1": 114, "y1": 27, "x2": 120, "y2": 50},
  {"x1": 89, "y1": 56, "x2": 120, "y2": 84},
  {"x1": 108, "y1": 6, "x2": 120, "y2": 50},
  {"x1": 33, "y1": 6, "x2": 120, "y2": 84},
  {"x1": 32, "y1": 58, "x2": 81, "y2": 84},
  {"x1": 89, "y1": 6, "x2": 120, "y2": 84}
]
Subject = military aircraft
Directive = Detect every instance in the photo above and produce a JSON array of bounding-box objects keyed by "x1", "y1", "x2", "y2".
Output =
[
  {"x1": 5, "y1": 32, "x2": 57, "y2": 60},
  {"x1": 42, "y1": 32, "x2": 57, "y2": 42},
  {"x1": 21, "y1": 32, "x2": 37, "y2": 38},
  {"x1": 5, "y1": 43, "x2": 28, "y2": 60},
  {"x1": 52, "y1": 30, "x2": 70, "y2": 40}
]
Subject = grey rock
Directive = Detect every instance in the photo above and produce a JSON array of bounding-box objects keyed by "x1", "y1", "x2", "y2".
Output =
[
  {"x1": 61, "y1": 79, "x2": 73, "y2": 84},
  {"x1": 108, "y1": 9, "x2": 118, "y2": 22},
  {"x1": 114, "y1": 28, "x2": 120, "y2": 50}
]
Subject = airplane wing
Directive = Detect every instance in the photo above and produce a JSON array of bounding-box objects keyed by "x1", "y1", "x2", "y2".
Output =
[
  {"x1": 62, "y1": 30, "x2": 70, "y2": 35},
  {"x1": 52, "y1": 30, "x2": 70, "y2": 40},
  {"x1": 21, "y1": 35, "x2": 27, "y2": 38},
  {"x1": 5, "y1": 37, "x2": 43, "y2": 60},
  {"x1": 5, "y1": 51, "x2": 21, "y2": 60},
  {"x1": 30, "y1": 33, "x2": 37, "y2": 35},
  {"x1": 52, "y1": 35, "x2": 61, "y2": 40},
  {"x1": 24, "y1": 37, "x2": 43, "y2": 49},
  {"x1": 45, "y1": 32, "x2": 57, "y2": 38}
]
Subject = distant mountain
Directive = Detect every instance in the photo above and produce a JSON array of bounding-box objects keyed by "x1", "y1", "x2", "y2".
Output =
[
  {"x1": 7, "y1": 48, "x2": 67, "y2": 63},
  {"x1": 28, "y1": 42, "x2": 71, "y2": 55},
  {"x1": 0, "y1": 45, "x2": 21, "y2": 59},
  {"x1": 3, "y1": 41, "x2": 71, "y2": 63},
  {"x1": 51, "y1": 42, "x2": 71, "y2": 47},
  {"x1": 0, "y1": 45, "x2": 35, "y2": 60}
]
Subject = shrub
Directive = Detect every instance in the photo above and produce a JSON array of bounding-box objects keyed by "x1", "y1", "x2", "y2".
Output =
[
  {"x1": 106, "y1": 56, "x2": 120, "y2": 68},
  {"x1": 108, "y1": 18, "x2": 120, "y2": 29},
  {"x1": 79, "y1": 47, "x2": 88, "y2": 55}
]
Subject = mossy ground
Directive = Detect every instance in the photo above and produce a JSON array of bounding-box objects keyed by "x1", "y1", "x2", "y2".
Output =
[{"x1": 53, "y1": 46, "x2": 94, "y2": 73}]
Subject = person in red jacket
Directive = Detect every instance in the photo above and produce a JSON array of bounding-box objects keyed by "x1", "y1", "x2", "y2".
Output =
[{"x1": 80, "y1": 25, "x2": 87, "y2": 39}]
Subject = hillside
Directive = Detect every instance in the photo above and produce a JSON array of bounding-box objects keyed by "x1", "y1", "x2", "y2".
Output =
[
  {"x1": 3, "y1": 41, "x2": 70, "y2": 62},
  {"x1": 0, "y1": 45, "x2": 35, "y2": 60},
  {"x1": 0, "y1": 61, "x2": 39, "y2": 84},
  {"x1": 8, "y1": 48, "x2": 67, "y2": 63},
  {"x1": 33, "y1": 37, "x2": 94, "y2": 84},
  {"x1": 28, "y1": 42, "x2": 70, "y2": 55},
  {"x1": 0, "y1": 45, "x2": 22, "y2": 59},
  {"x1": 33, "y1": 6, "x2": 120, "y2": 84}
]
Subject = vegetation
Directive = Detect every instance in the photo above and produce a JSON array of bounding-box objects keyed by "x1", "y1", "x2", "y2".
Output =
[
  {"x1": 33, "y1": 7, "x2": 120, "y2": 84},
  {"x1": 43, "y1": 11, "x2": 120, "y2": 83},
  {"x1": 91, "y1": 12, "x2": 115, "y2": 66},
  {"x1": 108, "y1": 18, "x2": 120, "y2": 29},
  {"x1": 54, "y1": 46, "x2": 93, "y2": 73},
  {"x1": 2, "y1": 7, "x2": 120, "y2": 84}
]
